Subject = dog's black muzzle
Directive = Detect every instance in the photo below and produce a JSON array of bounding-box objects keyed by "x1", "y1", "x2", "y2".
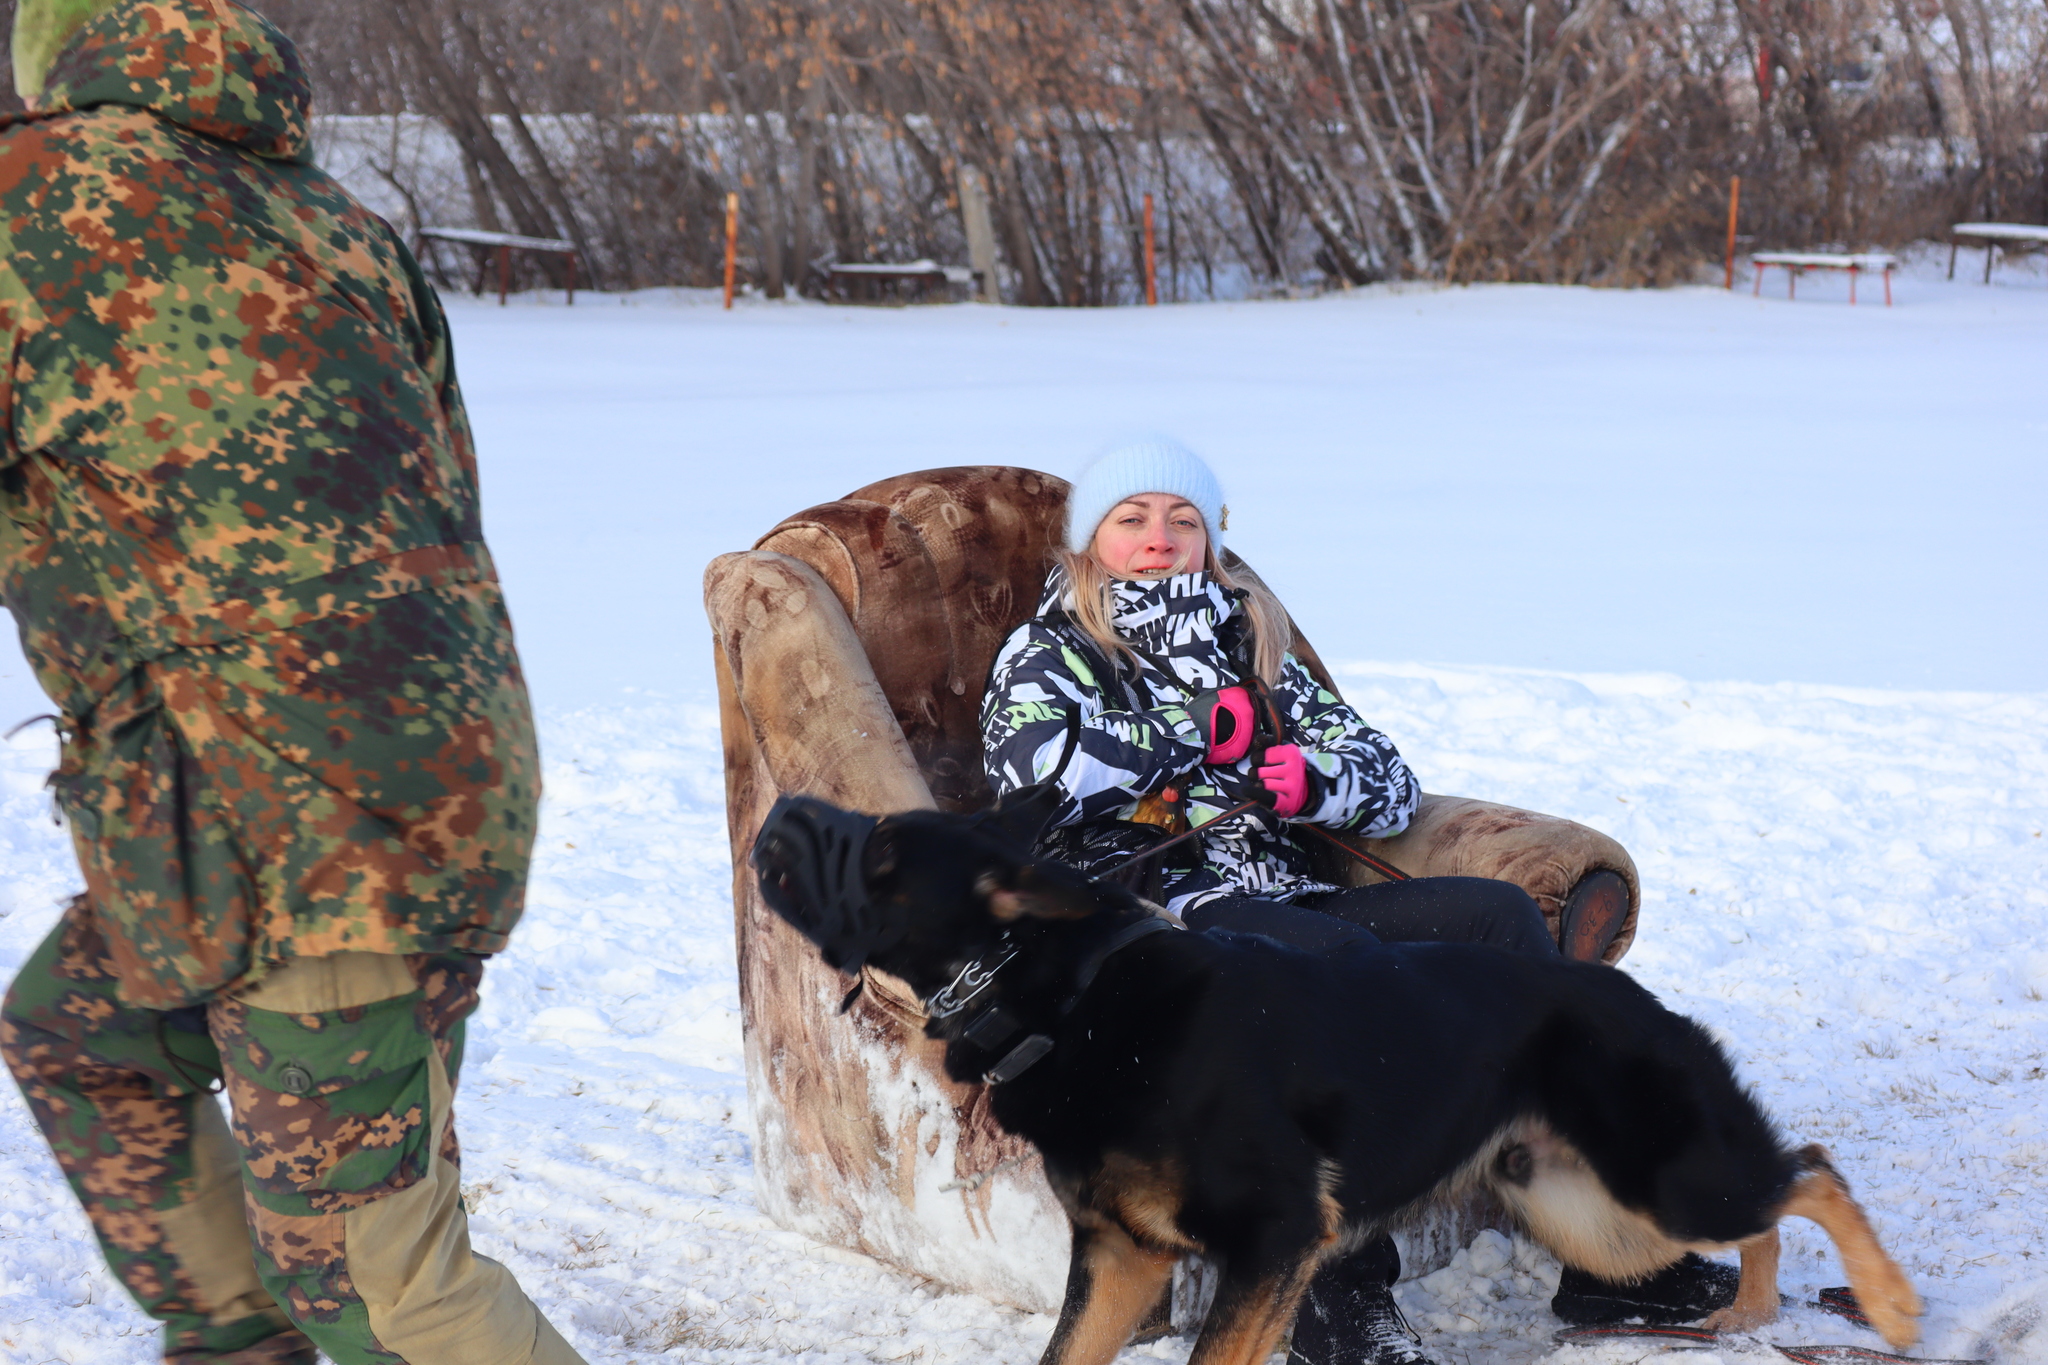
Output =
[{"x1": 751, "y1": 795, "x2": 902, "y2": 972}]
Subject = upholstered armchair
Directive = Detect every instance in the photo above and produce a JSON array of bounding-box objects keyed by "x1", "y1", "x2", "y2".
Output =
[{"x1": 704, "y1": 466, "x2": 1640, "y2": 1313}]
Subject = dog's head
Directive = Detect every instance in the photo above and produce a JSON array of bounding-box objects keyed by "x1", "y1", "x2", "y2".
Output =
[{"x1": 750, "y1": 783, "x2": 1107, "y2": 994}]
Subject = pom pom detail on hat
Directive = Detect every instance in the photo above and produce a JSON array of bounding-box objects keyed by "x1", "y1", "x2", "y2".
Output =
[{"x1": 1065, "y1": 437, "x2": 1226, "y2": 554}]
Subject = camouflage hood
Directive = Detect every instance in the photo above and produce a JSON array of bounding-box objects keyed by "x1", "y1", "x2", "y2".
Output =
[{"x1": 33, "y1": 0, "x2": 311, "y2": 162}]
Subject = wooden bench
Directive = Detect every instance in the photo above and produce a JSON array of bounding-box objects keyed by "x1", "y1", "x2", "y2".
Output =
[
  {"x1": 1949, "y1": 222, "x2": 2048, "y2": 284},
  {"x1": 1751, "y1": 251, "x2": 1898, "y2": 306},
  {"x1": 826, "y1": 259, "x2": 978, "y2": 304},
  {"x1": 417, "y1": 227, "x2": 578, "y2": 306}
]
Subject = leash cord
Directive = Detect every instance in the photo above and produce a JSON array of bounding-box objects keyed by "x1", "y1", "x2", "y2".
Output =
[
  {"x1": 1301, "y1": 824, "x2": 1412, "y2": 882},
  {"x1": 1096, "y1": 800, "x2": 1412, "y2": 885},
  {"x1": 926, "y1": 943, "x2": 1020, "y2": 1020},
  {"x1": 1096, "y1": 798, "x2": 1266, "y2": 880}
]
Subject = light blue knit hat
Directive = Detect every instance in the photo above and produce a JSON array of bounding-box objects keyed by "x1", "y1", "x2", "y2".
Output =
[{"x1": 1065, "y1": 437, "x2": 1226, "y2": 554}]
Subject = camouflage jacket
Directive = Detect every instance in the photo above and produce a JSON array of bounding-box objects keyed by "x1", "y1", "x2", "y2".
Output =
[{"x1": 0, "y1": 0, "x2": 538, "y2": 1006}]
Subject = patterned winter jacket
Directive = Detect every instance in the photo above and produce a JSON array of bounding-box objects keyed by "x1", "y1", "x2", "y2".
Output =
[
  {"x1": 981, "y1": 565, "x2": 1419, "y2": 913},
  {"x1": 0, "y1": 0, "x2": 538, "y2": 1006}
]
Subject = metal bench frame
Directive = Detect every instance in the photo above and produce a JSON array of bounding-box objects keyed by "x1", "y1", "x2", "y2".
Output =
[
  {"x1": 416, "y1": 227, "x2": 578, "y2": 306},
  {"x1": 1751, "y1": 252, "x2": 1897, "y2": 306}
]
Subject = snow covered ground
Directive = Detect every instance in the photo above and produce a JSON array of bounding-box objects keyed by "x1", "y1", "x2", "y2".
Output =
[{"x1": 2, "y1": 265, "x2": 2045, "y2": 1364}]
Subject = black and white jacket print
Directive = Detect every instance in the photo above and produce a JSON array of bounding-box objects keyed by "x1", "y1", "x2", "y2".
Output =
[{"x1": 980, "y1": 564, "x2": 1420, "y2": 914}]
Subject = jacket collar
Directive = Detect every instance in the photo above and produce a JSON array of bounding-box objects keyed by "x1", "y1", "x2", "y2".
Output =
[{"x1": 1038, "y1": 562, "x2": 1242, "y2": 690}]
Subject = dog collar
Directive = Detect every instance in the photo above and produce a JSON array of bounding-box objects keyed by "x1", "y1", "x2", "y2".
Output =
[
  {"x1": 931, "y1": 915, "x2": 1180, "y2": 1086},
  {"x1": 926, "y1": 939, "x2": 1019, "y2": 1021},
  {"x1": 925, "y1": 946, "x2": 1052, "y2": 1086}
]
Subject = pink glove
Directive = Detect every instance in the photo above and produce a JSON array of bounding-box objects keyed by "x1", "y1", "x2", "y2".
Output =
[
  {"x1": 1257, "y1": 744, "x2": 1310, "y2": 818},
  {"x1": 1189, "y1": 686, "x2": 1257, "y2": 765}
]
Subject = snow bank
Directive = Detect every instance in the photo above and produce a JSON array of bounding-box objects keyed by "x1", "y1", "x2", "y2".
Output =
[{"x1": 4, "y1": 661, "x2": 2043, "y2": 1363}]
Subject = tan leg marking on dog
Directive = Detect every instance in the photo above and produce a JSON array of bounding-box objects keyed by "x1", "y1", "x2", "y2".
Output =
[
  {"x1": 1703, "y1": 1227, "x2": 1781, "y2": 1333},
  {"x1": 1317, "y1": 1158, "x2": 1346, "y2": 1247},
  {"x1": 1493, "y1": 1131, "x2": 1921, "y2": 1350},
  {"x1": 1187, "y1": 1256, "x2": 1324, "y2": 1365},
  {"x1": 1778, "y1": 1146, "x2": 1922, "y2": 1350},
  {"x1": 1099, "y1": 1153, "x2": 1199, "y2": 1255},
  {"x1": 1043, "y1": 1220, "x2": 1179, "y2": 1365}
]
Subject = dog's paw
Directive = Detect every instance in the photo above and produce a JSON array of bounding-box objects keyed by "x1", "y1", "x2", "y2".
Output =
[
  {"x1": 1864, "y1": 1281, "x2": 1925, "y2": 1352},
  {"x1": 1702, "y1": 1303, "x2": 1779, "y2": 1335}
]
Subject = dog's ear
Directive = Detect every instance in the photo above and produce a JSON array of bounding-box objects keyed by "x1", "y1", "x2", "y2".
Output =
[
  {"x1": 974, "y1": 862, "x2": 1100, "y2": 922},
  {"x1": 981, "y1": 782, "x2": 1063, "y2": 852}
]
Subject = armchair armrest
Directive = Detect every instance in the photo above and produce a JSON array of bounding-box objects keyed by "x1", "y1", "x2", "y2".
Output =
[
  {"x1": 704, "y1": 549, "x2": 933, "y2": 820},
  {"x1": 1331, "y1": 794, "x2": 1640, "y2": 964}
]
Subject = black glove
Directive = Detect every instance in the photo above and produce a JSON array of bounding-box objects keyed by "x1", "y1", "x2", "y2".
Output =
[{"x1": 1185, "y1": 686, "x2": 1257, "y2": 764}]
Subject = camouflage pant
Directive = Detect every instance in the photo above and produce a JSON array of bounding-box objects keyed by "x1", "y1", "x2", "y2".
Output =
[{"x1": 2, "y1": 898, "x2": 580, "y2": 1365}]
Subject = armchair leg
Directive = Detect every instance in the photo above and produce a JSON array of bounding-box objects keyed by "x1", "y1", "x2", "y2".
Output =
[{"x1": 1558, "y1": 869, "x2": 1630, "y2": 962}]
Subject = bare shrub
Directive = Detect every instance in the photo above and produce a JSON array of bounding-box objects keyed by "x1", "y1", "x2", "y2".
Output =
[{"x1": 57, "y1": 0, "x2": 2048, "y2": 293}]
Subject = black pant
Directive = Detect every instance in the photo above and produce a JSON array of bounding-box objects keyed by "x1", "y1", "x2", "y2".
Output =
[
  {"x1": 1182, "y1": 877, "x2": 1558, "y2": 1343},
  {"x1": 1181, "y1": 876, "x2": 1560, "y2": 960}
]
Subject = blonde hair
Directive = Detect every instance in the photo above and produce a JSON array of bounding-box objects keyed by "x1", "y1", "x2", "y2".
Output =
[{"x1": 1054, "y1": 544, "x2": 1291, "y2": 687}]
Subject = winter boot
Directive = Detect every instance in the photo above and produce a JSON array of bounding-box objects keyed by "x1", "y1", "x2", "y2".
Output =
[
  {"x1": 1290, "y1": 1239, "x2": 1440, "y2": 1365},
  {"x1": 1550, "y1": 1254, "x2": 1741, "y2": 1326}
]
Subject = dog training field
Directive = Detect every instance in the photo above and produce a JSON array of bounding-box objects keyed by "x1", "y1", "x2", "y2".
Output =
[{"x1": 2, "y1": 268, "x2": 2043, "y2": 1363}]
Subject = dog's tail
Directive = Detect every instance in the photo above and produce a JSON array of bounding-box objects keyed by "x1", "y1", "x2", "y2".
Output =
[{"x1": 1778, "y1": 1144, "x2": 1922, "y2": 1350}]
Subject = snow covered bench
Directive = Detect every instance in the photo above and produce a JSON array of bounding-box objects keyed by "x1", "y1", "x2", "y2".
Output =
[
  {"x1": 1751, "y1": 251, "x2": 1898, "y2": 306},
  {"x1": 1948, "y1": 222, "x2": 2048, "y2": 284},
  {"x1": 417, "y1": 226, "x2": 578, "y2": 306},
  {"x1": 825, "y1": 259, "x2": 978, "y2": 303},
  {"x1": 703, "y1": 467, "x2": 1643, "y2": 1318}
]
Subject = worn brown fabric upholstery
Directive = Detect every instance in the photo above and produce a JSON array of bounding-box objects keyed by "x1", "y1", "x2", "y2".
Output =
[
  {"x1": 705, "y1": 466, "x2": 1643, "y2": 1312},
  {"x1": 751, "y1": 466, "x2": 1066, "y2": 812}
]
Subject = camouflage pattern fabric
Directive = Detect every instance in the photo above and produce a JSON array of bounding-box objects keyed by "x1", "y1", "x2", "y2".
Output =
[
  {"x1": 1, "y1": 897, "x2": 316, "y2": 1363},
  {"x1": 10, "y1": 0, "x2": 119, "y2": 103},
  {"x1": 2, "y1": 896, "x2": 485, "y2": 1364},
  {"x1": 219, "y1": 951, "x2": 481, "y2": 1364},
  {"x1": 46, "y1": 579, "x2": 539, "y2": 1008},
  {"x1": 0, "y1": 0, "x2": 538, "y2": 1009}
]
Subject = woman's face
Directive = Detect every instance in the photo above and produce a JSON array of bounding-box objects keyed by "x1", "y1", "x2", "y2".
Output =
[{"x1": 1090, "y1": 493, "x2": 1208, "y2": 580}]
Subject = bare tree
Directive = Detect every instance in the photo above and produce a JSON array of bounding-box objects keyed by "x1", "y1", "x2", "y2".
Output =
[{"x1": 253, "y1": 0, "x2": 2047, "y2": 295}]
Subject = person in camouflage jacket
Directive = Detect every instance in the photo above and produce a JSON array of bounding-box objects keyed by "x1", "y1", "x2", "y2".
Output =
[{"x1": 0, "y1": 1, "x2": 580, "y2": 1361}]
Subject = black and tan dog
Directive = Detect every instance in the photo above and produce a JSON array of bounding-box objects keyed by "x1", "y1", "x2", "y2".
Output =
[{"x1": 752, "y1": 784, "x2": 1922, "y2": 1365}]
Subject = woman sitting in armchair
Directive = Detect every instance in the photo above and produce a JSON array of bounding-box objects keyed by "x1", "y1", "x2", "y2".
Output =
[{"x1": 979, "y1": 437, "x2": 1737, "y2": 1365}]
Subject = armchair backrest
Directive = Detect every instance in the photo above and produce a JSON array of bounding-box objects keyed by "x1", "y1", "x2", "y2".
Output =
[{"x1": 752, "y1": 467, "x2": 1069, "y2": 812}]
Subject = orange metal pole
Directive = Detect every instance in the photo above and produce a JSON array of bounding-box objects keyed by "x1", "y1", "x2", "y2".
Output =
[
  {"x1": 723, "y1": 192, "x2": 739, "y2": 311},
  {"x1": 1143, "y1": 192, "x2": 1158, "y2": 306},
  {"x1": 1723, "y1": 176, "x2": 1741, "y2": 290}
]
